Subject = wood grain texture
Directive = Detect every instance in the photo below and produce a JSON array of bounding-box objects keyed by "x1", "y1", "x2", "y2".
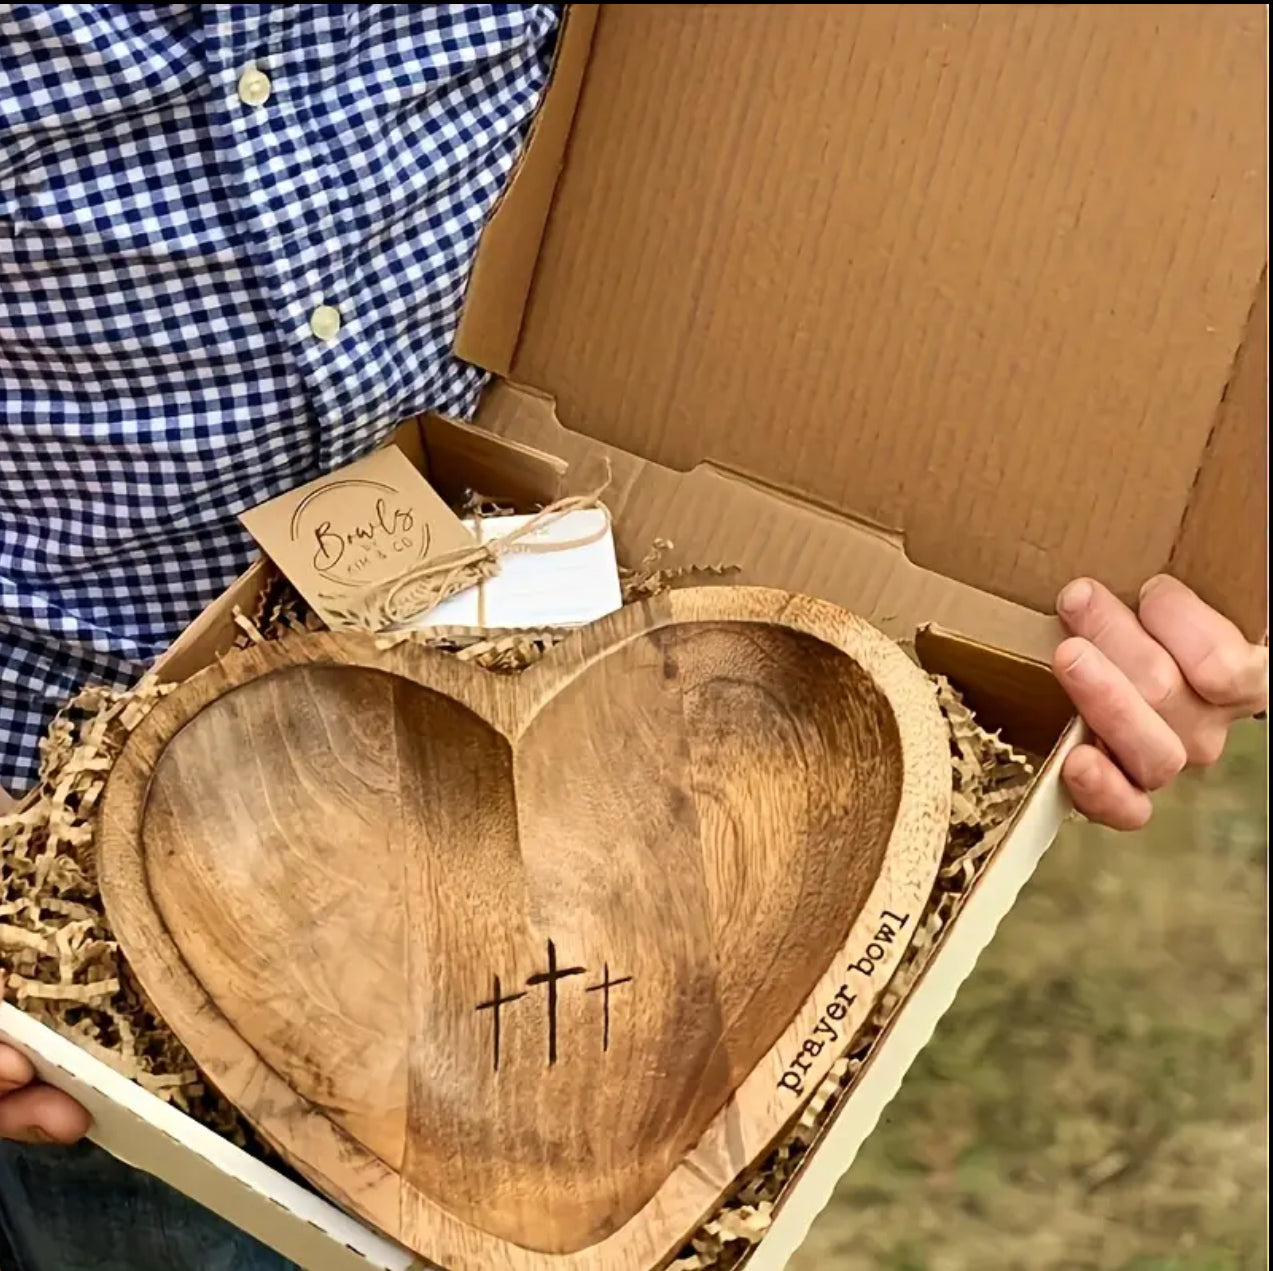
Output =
[{"x1": 97, "y1": 586, "x2": 951, "y2": 1271}]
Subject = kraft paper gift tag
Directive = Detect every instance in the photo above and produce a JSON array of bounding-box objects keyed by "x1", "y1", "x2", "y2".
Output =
[{"x1": 240, "y1": 447, "x2": 475, "y2": 630}]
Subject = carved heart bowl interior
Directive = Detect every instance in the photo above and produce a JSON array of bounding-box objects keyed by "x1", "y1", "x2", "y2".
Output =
[{"x1": 98, "y1": 586, "x2": 951, "y2": 1271}]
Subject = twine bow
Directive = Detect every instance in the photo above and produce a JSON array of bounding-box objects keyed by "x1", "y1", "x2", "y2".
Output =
[{"x1": 319, "y1": 468, "x2": 613, "y2": 634}]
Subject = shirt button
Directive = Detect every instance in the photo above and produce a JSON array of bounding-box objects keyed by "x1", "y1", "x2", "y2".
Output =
[
  {"x1": 310, "y1": 304, "x2": 342, "y2": 343},
  {"x1": 237, "y1": 66, "x2": 272, "y2": 107}
]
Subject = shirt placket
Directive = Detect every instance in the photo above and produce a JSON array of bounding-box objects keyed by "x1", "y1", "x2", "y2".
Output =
[{"x1": 203, "y1": 3, "x2": 358, "y2": 475}]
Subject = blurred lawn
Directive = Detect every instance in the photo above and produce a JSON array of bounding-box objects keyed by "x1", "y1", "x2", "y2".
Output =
[{"x1": 791, "y1": 722, "x2": 1267, "y2": 1271}]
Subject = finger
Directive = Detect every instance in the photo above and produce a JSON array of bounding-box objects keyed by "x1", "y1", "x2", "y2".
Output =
[
  {"x1": 1053, "y1": 638, "x2": 1187, "y2": 791},
  {"x1": 1138, "y1": 575, "x2": 1269, "y2": 714},
  {"x1": 1057, "y1": 578, "x2": 1216, "y2": 755},
  {"x1": 1062, "y1": 744, "x2": 1154, "y2": 830},
  {"x1": 0, "y1": 1044, "x2": 35, "y2": 1098},
  {"x1": 0, "y1": 1083, "x2": 91, "y2": 1144}
]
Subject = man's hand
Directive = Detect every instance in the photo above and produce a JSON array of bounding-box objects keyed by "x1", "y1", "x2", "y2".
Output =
[
  {"x1": 0, "y1": 975, "x2": 90, "y2": 1144},
  {"x1": 0, "y1": 1042, "x2": 90, "y2": 1144},
  {"x1": 1053, "y1": 574, "x2": 1268, "y2": 830}
]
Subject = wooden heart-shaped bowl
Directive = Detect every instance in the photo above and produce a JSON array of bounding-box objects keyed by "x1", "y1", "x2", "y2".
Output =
[{"x1": 98, "y1": 586, "x2": 951, "y2": 1270}]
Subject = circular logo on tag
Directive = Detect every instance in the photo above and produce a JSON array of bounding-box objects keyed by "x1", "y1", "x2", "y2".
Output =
[{"x1": 289, "y1": 479, "x2": 431, "y2": 588}]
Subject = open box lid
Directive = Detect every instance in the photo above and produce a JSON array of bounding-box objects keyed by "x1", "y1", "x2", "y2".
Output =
[{"x1": 457, "y1": 4, "x2": 1267, "y2": 641}]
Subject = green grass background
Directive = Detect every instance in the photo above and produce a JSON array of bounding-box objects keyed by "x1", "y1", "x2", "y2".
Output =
[{"x1": 791, "y1": 722, "x2": 1267, "y2": 1271}]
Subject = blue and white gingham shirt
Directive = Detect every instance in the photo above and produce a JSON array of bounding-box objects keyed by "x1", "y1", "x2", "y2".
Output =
[{"x1": 0, "y1": 3, "x2": 560, "y2": 792}]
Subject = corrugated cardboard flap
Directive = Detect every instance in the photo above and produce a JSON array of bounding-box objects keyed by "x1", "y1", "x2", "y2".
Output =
[
  {"x1": 458, "y1": 4, "x2": 1267, "y2": 638},
  {"x1": 454, "y1": 4, "x2": 597, "y2": 375}
]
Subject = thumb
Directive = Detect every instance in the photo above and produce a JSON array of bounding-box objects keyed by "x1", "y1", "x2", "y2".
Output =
[
  {"x1": 0, "y1": 1083, "x2": 91, "y2": 1144},
  {"x1": 0, "y1": 981, "x2": 92, "y2": 1144},
  {"x1": 0, "y1": 1042, "x2": 35, "y2": 1097}
]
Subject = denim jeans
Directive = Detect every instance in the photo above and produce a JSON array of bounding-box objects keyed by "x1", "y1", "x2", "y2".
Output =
[{"x1": 0, "y1": 1140, "x2": 298, "y2": 1271}]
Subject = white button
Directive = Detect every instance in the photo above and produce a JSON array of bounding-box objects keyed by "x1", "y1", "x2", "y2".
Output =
[
  {"x1": 237, "y1": 66, "x2": 272, "y2": 107},
  {"x1": 310, "y1": 304, "x2": 341, "y2": 343}
]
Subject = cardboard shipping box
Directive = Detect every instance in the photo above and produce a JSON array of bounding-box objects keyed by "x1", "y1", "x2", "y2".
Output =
[{"x1": 1, "y1": 5, "x2": 1266, "y2": 1270}]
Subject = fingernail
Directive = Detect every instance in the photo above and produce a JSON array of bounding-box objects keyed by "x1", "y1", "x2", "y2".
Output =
[
  {"x1": 1060, "y1": 642, "x2": 1091, "y2": 676},
  {"x1": 1139, "y1": 574, "x2": 1167, "y2": 602},
  {"x1": 21, "y1": 1127, "x2": 52, "y2": 1145},
  {"x1": 1057, "y1": 579, "x2": 1093, "y2": 618}
]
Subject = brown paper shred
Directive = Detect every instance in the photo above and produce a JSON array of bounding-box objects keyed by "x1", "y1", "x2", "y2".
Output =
[
  {"x1": 1, "y1": 567, "x2": 1034, "y2": 1271},
  {"x1": 232, "y1": 605, "x2": 267, "y2": 644},
  {"x1": 8, "y1": 976, "x2": 120, "y2": 1003},
  {"x1": 0, "y1": 924, "x2": 53, "y2": 955},
  {"x1": 620, "y1": 538, "x2": 740, "y2": 604}
]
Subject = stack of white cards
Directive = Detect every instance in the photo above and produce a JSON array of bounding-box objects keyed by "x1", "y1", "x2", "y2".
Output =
[{"x1": 405, "y1": 508, "x2": 623, "y2": 631}]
